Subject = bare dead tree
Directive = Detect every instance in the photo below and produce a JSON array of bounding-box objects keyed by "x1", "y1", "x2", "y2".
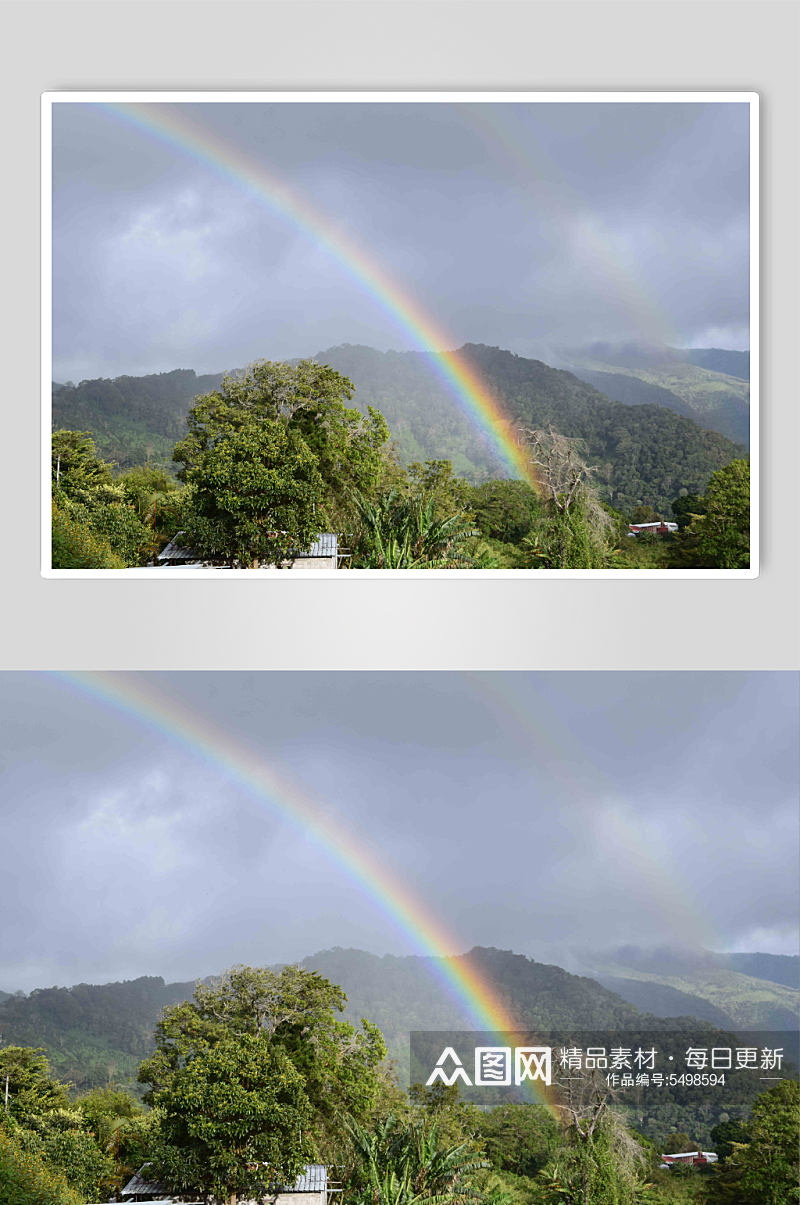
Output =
[{"x1": 518, "y1": 425, "x2": 600, "y2": 514}]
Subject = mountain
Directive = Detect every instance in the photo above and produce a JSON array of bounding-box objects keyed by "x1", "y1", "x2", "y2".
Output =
[
  {"x1": 675, "y1": 347, "x2": 750, "y2": 381},
  {"x1": 0, "y1": 946, "x2": 752, "y2": 1091},
  {"x1": 576, "y1": 946, "x2": 799, "y2": 1032},
  {"x1": 52, "y1": 368, "x2": 225, "y2": 471},
  {"x1": 51, "y1": 344, "x2": 746, "y2": 516},
  {"x1": 0, "y1": 976, "x2": 198, "y2": 1089},
  {"x1": 1, "y1": 948, "x2": 791, "y2": 1145},
  {"x1": 557, "y1": 342, "x2": 750, "y2": 446},
  {"x1": 315, "y1": 343, "x2": 745, "y2": 514}
]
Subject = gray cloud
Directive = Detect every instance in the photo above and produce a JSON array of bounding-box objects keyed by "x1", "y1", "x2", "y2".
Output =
[
  {"x1": 1, "y1": 672, "x2": 794, "y2": 992},
  {"x1": 51, "y1": 100, "x2": 751, "y2": 383}
]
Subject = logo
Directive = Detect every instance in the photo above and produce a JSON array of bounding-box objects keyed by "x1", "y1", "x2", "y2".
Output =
[{"x1": 426, "y1": 1045, "x2": 552, "y2": 1087}]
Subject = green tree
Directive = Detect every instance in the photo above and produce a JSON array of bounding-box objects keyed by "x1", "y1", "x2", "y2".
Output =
[
  {"x1": 692, "y1": 459, "x2": 750, "y2": 569},
  {"x1": 139, "y1": 965, "x2": 386, "y2": 1149},
  {"x1": 708, "y1": 1118, "x2": 749, "y2": 1163},
  {"x1": 0, "y1": 1049, "x2": 70, "y2": 1124},
  {"x1": 173, "y1": 358, "x2": 390, "y2": 524},
  {"x1": 467, "y1": 480, "x2": 540, "y2": 545},
  {"x1": 51, "y1": 430, "x2": 116, "y2": 503},
  {"x1": 14, "y1": 1109, "x2": 115, "y2": 1201},
  {"x1": 670, "y1": 491, "x2": 706, "y2": 532},
  {"x1": 476, "y1": 1103, "x2": 561, "y2": 1179},
  {"x1": 151, "y1": 1032, "x2": 311, "y2": 1205},
  {"x1": 735, "y1": 1079, "x2": 799, "y2": 1204},
  {"x1": 179, "y1": 420, "x2": 325, "y2": 566},
  {"x1": 349, "y1": 488, "x2": 477, "y2": 568},
  {"x1": 0, "y1": 1126, "x2": 83, "y2": 1205},
  {"x1": 662, "y1": 1133, "x2": 693, "y2": 1155},
  {"x1": 630, "y1": 506, "x2": 662, "y2": 525},
  {"x1": 51, "y1": 500, "x2": 127, "y2": 569}
]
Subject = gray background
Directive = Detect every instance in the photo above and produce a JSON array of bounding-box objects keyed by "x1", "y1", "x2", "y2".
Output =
[{"x1": 4, "y1": 1, "x2": 798, "y2": 669}]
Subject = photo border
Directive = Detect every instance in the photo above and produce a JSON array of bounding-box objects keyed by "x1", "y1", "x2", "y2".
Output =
[{"x1": 42, "y1": 90, "x2": 759, "y2": 580}]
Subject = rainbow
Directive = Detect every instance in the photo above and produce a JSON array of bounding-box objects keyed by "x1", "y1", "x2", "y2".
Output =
[
  {"x1": 96, "y1": 102, "x2": 538, "y2": 489},
  {"x1": 460, "y1": 104, "x2": 682, "y2": 348},
  {"x1": 463, "y1": 672, "x2": 720, "y2": 950},
  {"x1": 52, "y1": 671, "x2": 558, "y2": 1111}
]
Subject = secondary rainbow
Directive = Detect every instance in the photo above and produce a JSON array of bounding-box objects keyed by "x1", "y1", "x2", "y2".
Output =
[
  {"x1": 98, "y1": 102, "x2": 538, "y2": 489},
  {"x1": 53, "y1": 671, "x2": 557, "y2": 1110}
]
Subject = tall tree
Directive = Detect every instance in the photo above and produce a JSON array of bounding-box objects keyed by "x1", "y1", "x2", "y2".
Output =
[
  {"x1": 180, "y1": 420, "x2": 325, "y2": 567},
  {"x1": 693, "y1": 458, "x2": 750, "y2": 569},
  {"x1": 517, "y1": 427, "x2": 613, "y2": 569},
  {"x1": 139, "y1": 965, "x2": 386, "y2": 1149},
  {"x1": 173, "y1": 358, "x2": 390, "y2": 525},
  {"x1": 151, "y1": 1032, "x2": 311, "y2": 1205}
]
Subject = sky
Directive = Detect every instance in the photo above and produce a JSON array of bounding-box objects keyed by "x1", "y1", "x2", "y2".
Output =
[
  {"x1": 50, "y1": 99, "x2": 752, "y2": 386},
  {"x1": 1, "y1": 671, "x2": 795, "y2": 994}
]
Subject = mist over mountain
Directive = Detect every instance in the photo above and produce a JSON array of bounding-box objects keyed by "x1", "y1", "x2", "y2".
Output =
[
  {"x1": 556, "y1": 341, "x2": 750, "y2": 445},
  {"x1": 574, "y1": 944, "x2": 799, "y2": 1032}
]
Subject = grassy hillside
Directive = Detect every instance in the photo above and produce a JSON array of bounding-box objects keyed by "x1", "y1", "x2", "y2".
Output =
[
  {"x1": 559, "y1": 343, "x2": 750, "y2": 446},
  {"x1": 579, "y1": 949, "x2": 799, "y2": 1031}
]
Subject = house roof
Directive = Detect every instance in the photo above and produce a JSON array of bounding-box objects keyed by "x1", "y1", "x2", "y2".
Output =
[
  {"x1": 292, "y1": 1165, "x2": 328, "y2": 1192},
  {"x1": 122, "y1": 1163, "x2": 328, "y2": 1199},
  {"x1": 157, "y1": 535, "x2": 338, "y2": 563}
]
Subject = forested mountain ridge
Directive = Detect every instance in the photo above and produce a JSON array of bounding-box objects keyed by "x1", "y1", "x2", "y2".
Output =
[
  {"x1": 52, "y1": 368, "x2": 225, "y2": 471},
  {"x1": 315, "y1": 343, "x2": 745, "y2": 514},
  {"x1": 0, "y1": 975, "x2": 198, "y2": 1088},
  {"x1": 52, "y1": 344, "x2": 745, "y2": 516},
  {"x1": 0, "y1": 945, "x2": 753, "y2": 1092}
]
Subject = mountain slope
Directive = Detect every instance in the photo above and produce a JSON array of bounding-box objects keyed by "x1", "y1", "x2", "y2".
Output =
[
  {"x1": 0, "y1": 947, "x2": 688, "y2": 1091},
  {"x1": 317, "y1": 343, "x2": 746, "y2": 514},
  {"x1": 557, "y1": 343, "x2": 750, "y2": 446},
  {"x1": 676, "y1": 347, "x2": 750, "y2": 381},
  {"x1": 52, "y1": 369, "x2": 225, "y2": 471},
  {"x1": 578, "y1": 946, "x2": 799, "y2": 1031},
  {"x1": 51, "y1": 345, "x2": 746, "y2": 515},
  {"x1": 0, "y1": 976, "x2": 198, "y2": 1089}
]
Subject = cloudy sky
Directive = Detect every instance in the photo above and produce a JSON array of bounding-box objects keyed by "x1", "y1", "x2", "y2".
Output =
[
  {"x1": 51, "y1": 98, "x2": 751, "y2": 385},
  {"x1": 1, "y1": 671, "x2": 794, "y2": 993}
]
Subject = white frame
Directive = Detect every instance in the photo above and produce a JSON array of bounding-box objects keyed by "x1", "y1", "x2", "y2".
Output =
[{"x1": 42, "y1": 91, "x2": 759, "y2": 579}]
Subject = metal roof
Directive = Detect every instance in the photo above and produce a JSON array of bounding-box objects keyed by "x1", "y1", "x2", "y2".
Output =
[
  {"x1": 121, "y1": 1169, "x2": 169, "y2": 1196},
  {"x1": 303, "y1": 534, "x2": 337, "y2": 558},
  {"x1": 157, "y1": 535, "x2": 337, "y2": 562},
  {"x1": 122, "y1": 1164, "x2": 327, "y2": 1199},
  {"x1": 157, "y1": 541, "x2": 199, "y2": 562},
  {"x1": 292, "y1": 1165, "x2": 328, "y2": 1192}
]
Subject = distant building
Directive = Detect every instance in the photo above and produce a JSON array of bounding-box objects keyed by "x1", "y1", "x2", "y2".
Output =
[
  {"x1": 660, "y1": 1150, "x2": 718, "y2": 1167},
  {"x1": 627, "y1": 521, "x2": 679, "y2": 537},
  {"x1": 120, "y1": 1162, "x2": 329, "y2": 1205},
  {"x1": 156, "y1": 534, "x2": 339, "y2": 570}
]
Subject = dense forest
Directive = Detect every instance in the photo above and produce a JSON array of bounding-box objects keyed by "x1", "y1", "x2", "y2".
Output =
[
  {"x1": 52, "y1": 343, "x2": 746, "y2": 515},
  {"x1": 1, "y1": 957, "x2": 796, "y2": 1205},
  {"x1": 1, "y1": 946, "x2": 795, "y2": 1142},
  {"x1": 51, "y1": 349, "x2": 750, "y2": 571}
]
